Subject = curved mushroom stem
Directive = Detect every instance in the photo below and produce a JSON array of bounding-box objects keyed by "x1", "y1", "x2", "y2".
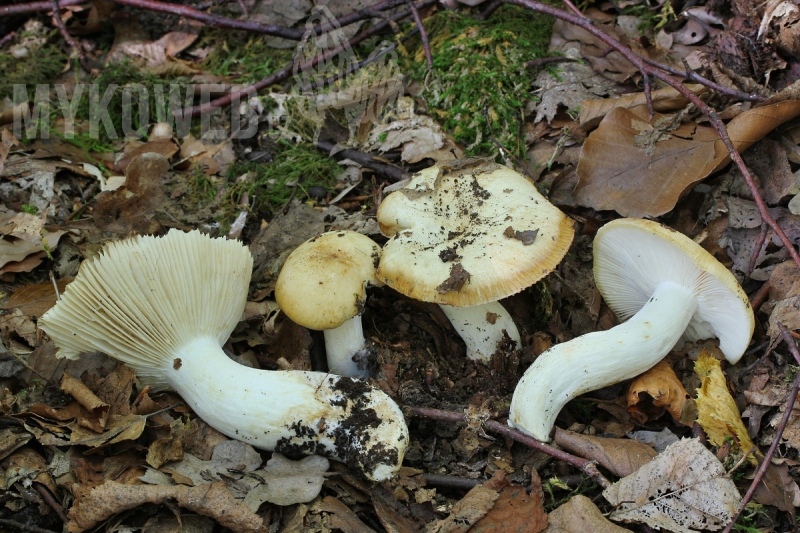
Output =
[
  {"x1": 167, "y1": 337, "x2": 407, "y2": 481},
  {"x1": 509, "y1": 281, "x2": 697, "y2": 441},
  {"x1": 440, "y1": 301, "x2": 522, "y2": 362},
  {"x1": 323, "y1": 316, "x2": 371, "y2": 378}
]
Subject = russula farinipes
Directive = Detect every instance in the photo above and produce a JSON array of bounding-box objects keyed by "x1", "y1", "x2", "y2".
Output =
[
  {"x1": 38, "y1": 230, "x2": 408, "y2": 481},
  {"x1": 509, "y1": 218, "x2": 755, "y2": 441},
  {"x1": 376, "y1": 159, "x2": 574, "y2": 362},
  {"x1": 275, "y1": 231, "x2": 381, "y2": 378}
]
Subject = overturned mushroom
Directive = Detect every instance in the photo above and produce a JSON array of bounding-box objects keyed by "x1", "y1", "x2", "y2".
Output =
[
  {"x1": 509, "y1": 218, "x2": 755, "y2": 442},
  {"x1": 376, "y1": 159, "x2": 574, "y2": 361},
  {"x1": 275, "y1": 231, "x2": 381, "y2": 378},
  {"x1": 39, "y1": 230, "x2": 407, "y2": 481}
]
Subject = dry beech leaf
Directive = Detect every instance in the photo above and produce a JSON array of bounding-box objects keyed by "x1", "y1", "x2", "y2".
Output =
[
  {"x1": 576, "y1": 99, "x2": 800, "y2": 217},
  {"x1": 627, "y1": 361, "x2": 690, "y2": 424},
  {"x1": 544, "y1": 495, "x2": 631, "y2": 533},
  {"x1": 579, "y1": 84, "x2": 708, "y2": 129},
  {"x1": 69, "y1": 413, "x2": 147, "y2": 447},
  {"x1": 67, "y1": 480, "x2": 262, "y2": 533},
  {"x1": 695, "y1": 351, "x2": 757, "y2": 460},
  {"x1": 471, "y1": 472, "x2": 548, "y2": 533},
  {"x1": 603, "y1": 438, "x2": 741, "y2": 532},
  {"x1": 2, "y1": 278, "x2": 71, "y2": 317},
  {"x1": 554, "y1": 429, "x2": 657, "y2": 478}
]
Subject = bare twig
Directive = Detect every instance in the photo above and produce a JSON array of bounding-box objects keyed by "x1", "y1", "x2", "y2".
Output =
[
  {"x1": 722, "y1": 323, "x2": 800, "y2": 532},
  {"x1": 33, "y1": 482, "x2": 68, "y2": 523},
  {"x1": 0, "y1": 0, "x2": 84, "y2": 16},
  {"x1": 405, "y1": 405, "x2": 612, "y2": 488},
  {"x1": 748, "y1": 223, "x2": 769, "y2": 275},
  {"x1": 110, "y1": 0, "x2": 303, "y2": 39},
  {"x1": 50, "y1": 0, "x2": 89, "y2": 70},
  {"x1": 406, "y1": 0, "x2": 432, "y2": 68}
]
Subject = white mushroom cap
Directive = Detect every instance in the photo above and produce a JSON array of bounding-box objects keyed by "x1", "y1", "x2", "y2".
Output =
[
  {"x1": 39, "y1": 230, "x2": 408, "y2": 480},
  {"x1": 594, "y1": 218, "x2": 754, "y2": 364},
  {"x1": 275, "y1": 231, "x2": 381, "y2": 330},
  {"x1": 376, "y1": 160, "x2": 574, "y2": 306}
]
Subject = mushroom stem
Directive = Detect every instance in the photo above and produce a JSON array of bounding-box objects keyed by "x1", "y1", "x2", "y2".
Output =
[
  {"x1": 165, "y1": 337, "x2": 406, "y2": 481},
  {"x1": 323, "y1": 316, "x2": 370, "y2": 378},
  {"x1": 509, "y1": 280, "x2": 697, "y2": 441},
  {"x1": 440, "y1": 301, "x2": 521, "y2": 362}
]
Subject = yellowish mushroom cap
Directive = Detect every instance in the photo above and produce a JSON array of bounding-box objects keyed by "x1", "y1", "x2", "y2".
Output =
[
  {"x1": 275, "y1": 231, "x2": 381, "y2": 330},
  {"x1": 376, "y1": 160, "x2": 575, "y2": 306}
]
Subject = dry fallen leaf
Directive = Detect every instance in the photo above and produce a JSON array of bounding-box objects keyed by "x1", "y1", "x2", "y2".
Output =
[
  {"x1": 695, "y1": 351, "x2": 757, "y2": 461},
  {"x1": 627, "y1": 361, "x2": 690, "y2": 425},
  {"x1": 554, "y1": 429, "x2": 657, "y2": 478},
  {"x1": 67, "y1": 480, "x2": 262, "y2": 533},
  {"x1": 544, "y1": 495, "x2": 631, "y2": 532},
  {"x1": 603, "y1": 438, "x2": 741, "y2": 532},
  {"x1": 576, "y1": 99, "x2": 800, "y2": 217},
  {"x1": 243, "y1": 453, "x2": 330, "y2": 508},
  {"x1": 471, "y1": 471, "x2": 548, "y2": 533}
]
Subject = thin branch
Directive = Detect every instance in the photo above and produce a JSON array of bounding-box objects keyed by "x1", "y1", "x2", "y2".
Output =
[
  {"x1": 0, "y1": 0, "x2": 84, "y2": 16},
  {"x1": 406, "y1": 0, "x2": 432, "y2": 68},
  {"x1": 722, "y1": 323, "x2": 800, "y2": 532},
  {"x1": 405, "y1": 405, "x2": 611, "y2": 488},
  {"x1": 110, "y1": 0, "x2": 303, "y2": 39},
  {"x1": 50, "y1": 0, "x2": 90, "y2": 70}
]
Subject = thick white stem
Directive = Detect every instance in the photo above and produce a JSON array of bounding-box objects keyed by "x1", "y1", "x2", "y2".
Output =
[
  {"x1": 440, "y1": 301, "x2": 521, "y2": 362},
  {"x1": 165, "y1": 337, "x2": 407, "y2": 481},
  {"x1": 509, "y1": 281, "x2": 697, "y2": 441},
  {"x1": 324, "y1": 316, "x2": 370, "y2": 378}
]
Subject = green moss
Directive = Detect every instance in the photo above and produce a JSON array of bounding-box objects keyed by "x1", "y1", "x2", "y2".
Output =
[
  {"x1": 201, "y1": 31, "x2": 294, "y2": 84},
  {"x1": 225, "y1": 139, "x2": 340, "y2": 216},
  {"x1": 404, "y1": 5, "x2": 553, "y2": 156},
  {"x1": 0, "y1": 42, "x2": 68, "y2": 100}
]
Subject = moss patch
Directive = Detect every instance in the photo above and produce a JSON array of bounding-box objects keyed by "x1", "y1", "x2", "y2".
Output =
[
  {"x1": 225, "y1": 139, "x2": 341, "y2": 217},
  {"x1": 404, "y1": 5, "x2": 553, "y2": 156}
]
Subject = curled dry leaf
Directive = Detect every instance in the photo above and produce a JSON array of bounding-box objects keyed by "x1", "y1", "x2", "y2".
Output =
[
  {"x1": 67, "y1": 480, "x2": 262, "y2": 533},
  {"x1": 603, "y1": 438, "x2": 741, "y2": 532},
  {"x1": 627, "y1": 361, "x2": 690, "y2": 425},
  {"x1": 579, "y1": 85, "x2": 708, "y2": 129},
  {"x1": 695, "y1": 351, "x2": 757, "y2": 461},
  {"x1": 576, "y1": 99, "x2": 800, "y2": 217},
  {"x1": 554, "y1": 429, "x2": 657, "y2": 478}
]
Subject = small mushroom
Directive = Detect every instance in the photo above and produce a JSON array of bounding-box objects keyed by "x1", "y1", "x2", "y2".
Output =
[
  {"x1": 39, "y1": 230, "x2": 407, "y2": 481},
  {"x1": 275, "y1": 231, "x2": 381, "y2": 378},
  {"x1": 376, "y1": 159, "x2": 574, "y2": 361},
  {"x1": 509, "y1": 218, "x2": 755, "y2": 441}
]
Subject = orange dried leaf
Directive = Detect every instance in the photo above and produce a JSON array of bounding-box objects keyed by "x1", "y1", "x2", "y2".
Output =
[{"x1": 627, "y1": 361, "x2": 689, "y2": 424}]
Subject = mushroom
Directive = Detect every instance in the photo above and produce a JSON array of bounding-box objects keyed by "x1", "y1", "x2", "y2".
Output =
[
  {"x1": 376, "y1": 159, "x2": 575, "y2": 361},
  {"x1": 275, "y1": 231, "x2": 381, "y2": 378},
  {"x1": 38, "y1": 230, "x2": 408, "y2": 481},
  {"x1": 509, "y1": 218, "x2": 755, "y2": 441}
]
